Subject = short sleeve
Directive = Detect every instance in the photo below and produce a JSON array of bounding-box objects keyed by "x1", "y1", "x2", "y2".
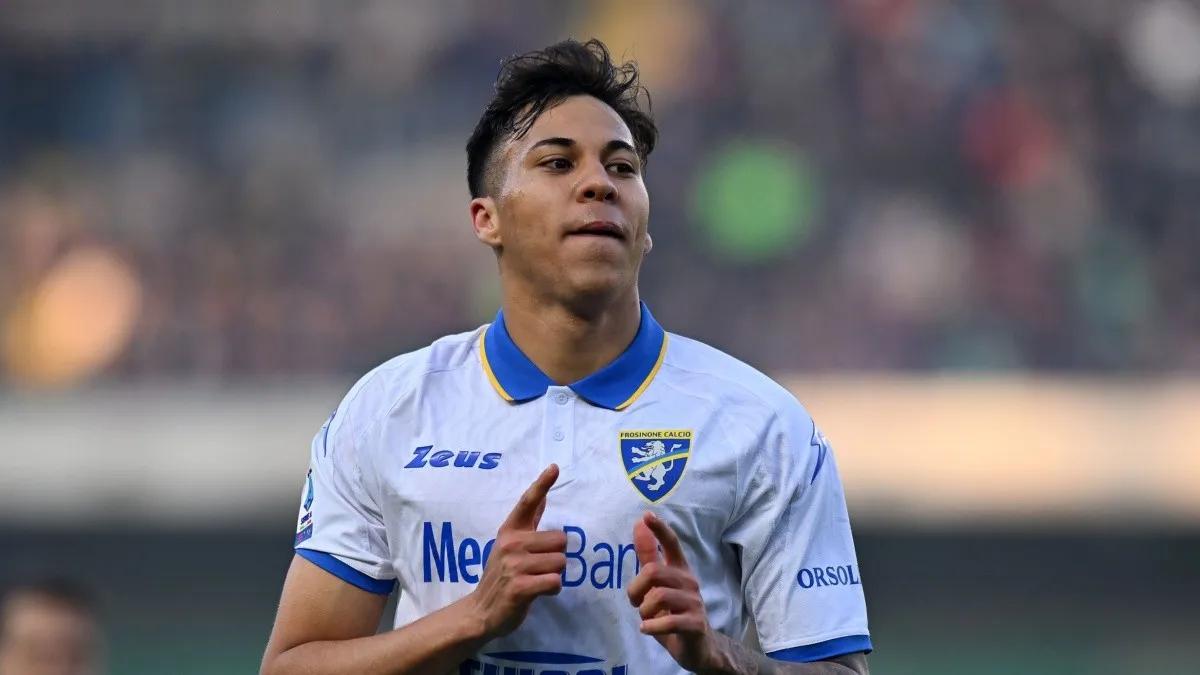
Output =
[
  {"x1": 293, "y1": 403, "x2": 396, "y2": 595},
  {"x1": 723, "y1": 404, "x2": 871, "y2": 661}
]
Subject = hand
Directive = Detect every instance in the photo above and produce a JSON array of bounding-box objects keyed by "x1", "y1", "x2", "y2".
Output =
[
  {"x1": 466, "y1": 464, "x2": 567, "y2": 639},
  {"x1": 626, "y1": 511, "x2": 716, "y2": 672}
]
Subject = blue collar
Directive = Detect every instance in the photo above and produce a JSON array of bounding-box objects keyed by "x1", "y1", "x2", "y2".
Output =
[{"x1": 479, "y1": 302, "x2": 668, "y2": 411}]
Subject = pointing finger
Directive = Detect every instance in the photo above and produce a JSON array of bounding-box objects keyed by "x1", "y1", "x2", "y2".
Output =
[
  {"x1": 533, "y1": 491, "x2": 548, "y2": 528},
  {"x1": 502, "y1": 464, "x2": 559, "y2": 531},
  {"x1": 633, "y1": 516, "x2": 660, "y2": 568},
  {"x1": 644, "y1": 511, "x2": 690, "y2": 570}
]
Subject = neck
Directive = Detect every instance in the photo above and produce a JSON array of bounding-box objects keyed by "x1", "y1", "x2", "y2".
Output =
[{"x1": 500, "y1": 287, "x2": 642, "y2": 385}]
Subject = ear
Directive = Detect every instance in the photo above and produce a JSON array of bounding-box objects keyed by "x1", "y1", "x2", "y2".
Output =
[
  {"x1": 470, "y1": 197, "x2": 502, "y2": 250},
  {"x1": 643, "y1": 231, "x2": 653, "y2": 255}
]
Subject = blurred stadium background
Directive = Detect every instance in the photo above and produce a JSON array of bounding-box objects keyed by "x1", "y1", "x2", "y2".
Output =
[{"x1": 2, "y1": 1, "x2": 1199, "y2": 673}]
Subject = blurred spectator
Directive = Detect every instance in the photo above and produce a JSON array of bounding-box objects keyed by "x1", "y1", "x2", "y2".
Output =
[
  {"x1": 0, "y1": 0, "x2": 1197, "y2": 387},
  {"x1": 0, "y1": 579, "x2": 104, "y2": 675}
]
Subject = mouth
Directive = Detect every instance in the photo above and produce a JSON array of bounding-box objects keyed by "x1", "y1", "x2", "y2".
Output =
[{"x1": 568, "y1": 221, "x2": 627, "y2": 241}]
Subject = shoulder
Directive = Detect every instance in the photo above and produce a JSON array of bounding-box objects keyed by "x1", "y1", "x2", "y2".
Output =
[
  {"x1": 326, "y1": 326, "x2": 485, "y2": 444},
  {"x1": 664, "y1": 334, "x2": 830, "y2": 502},
  {"x1": 661, "y1": 332, "x2": 815, "y2": 439}
]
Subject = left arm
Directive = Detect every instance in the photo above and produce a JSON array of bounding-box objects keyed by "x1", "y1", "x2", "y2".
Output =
[{"x1": 627, "y1": 512, "x2": 869, "y2": 675}]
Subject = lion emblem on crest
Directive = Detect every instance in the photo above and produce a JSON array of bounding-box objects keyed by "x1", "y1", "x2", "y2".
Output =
[
  {"x1": 619, "y1": 429, "x2": 693, "y2": 503},
  {"x1": 628, "y1": 440, "x2": 686, "y2": 492}
]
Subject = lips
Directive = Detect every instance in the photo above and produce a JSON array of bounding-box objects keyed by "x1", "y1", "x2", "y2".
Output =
[{"x1": 570, "y1": 221, "x2": 626, "y2": 240}]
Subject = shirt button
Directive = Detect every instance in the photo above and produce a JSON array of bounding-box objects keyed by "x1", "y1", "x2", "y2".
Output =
[
  {"x1": 553, "y1": 429, "x2": 565, "y2": 441},
  {"x1": 554, "y1": 392, "x2": 569, "y2": 405}
]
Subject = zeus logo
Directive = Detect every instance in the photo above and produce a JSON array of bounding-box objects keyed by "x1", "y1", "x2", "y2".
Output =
[
  {"x1": 405, "y1": 445, "x2": 502, "y2": 470},
  {"x1": 461, "y1": 651, "x2": 627, "y2": 675},
  {"x1": 797, "y1": 564, "x2": 862, "y2": 589}
]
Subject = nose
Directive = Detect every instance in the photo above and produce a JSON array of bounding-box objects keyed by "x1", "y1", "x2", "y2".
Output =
[{"x1": 576, "y1": 160, "x2": 618, "y2": 203}]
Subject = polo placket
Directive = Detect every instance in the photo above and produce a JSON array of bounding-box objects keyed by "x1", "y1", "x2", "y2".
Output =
[{"x1": 542, "y1": 385, "x2": 577, "y2": 472}]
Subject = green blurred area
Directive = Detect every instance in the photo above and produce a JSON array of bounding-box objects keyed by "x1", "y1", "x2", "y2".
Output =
[
  {"x1": 691, "y1": 141, "x2": 819, "y2": 264},
  {"x1": 7, "y1": 527, "x2": 1196, "y2": 675}
]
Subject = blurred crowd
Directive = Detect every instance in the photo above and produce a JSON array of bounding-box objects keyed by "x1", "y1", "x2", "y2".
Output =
[{"x1": 2, "y1": 0, "x2": 1198, "y2": 387}]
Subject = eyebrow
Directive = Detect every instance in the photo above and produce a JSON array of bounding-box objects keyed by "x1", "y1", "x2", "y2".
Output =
[{"x1": 527, "y1": 137, "x2": 638, "y2": 156}]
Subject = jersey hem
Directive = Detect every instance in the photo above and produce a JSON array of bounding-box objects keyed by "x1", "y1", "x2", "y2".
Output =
[
  {"x1": 295, "y1": 548, "x2": 396, "y2": 595},
  {"x1": 767, "y1": 634, "x2": 872, "y2": 662}
]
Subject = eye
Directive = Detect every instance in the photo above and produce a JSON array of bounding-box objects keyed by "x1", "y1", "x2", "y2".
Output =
[
  {"x1": 609, "y1": 161, "x2": 637, "y2": 175},
  {"x1": 542, "y1": 157, "x2": 573, "y2": 171}
]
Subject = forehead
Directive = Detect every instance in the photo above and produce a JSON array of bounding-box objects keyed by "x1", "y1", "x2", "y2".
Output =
[
  {"x1": 2, "y1": 595, "x2": 93, "y2": 635},
  {"x1": 510, "y1": 95, "x2": 635, "y2": 153}
]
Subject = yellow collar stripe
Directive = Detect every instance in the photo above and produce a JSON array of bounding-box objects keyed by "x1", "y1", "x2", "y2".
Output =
[
  {"x1": 615, "y1": 333, "x2": 669, "y2": 411},
  {"x1": 478, "y1": 329, "x2": 514, "y2": 402}
]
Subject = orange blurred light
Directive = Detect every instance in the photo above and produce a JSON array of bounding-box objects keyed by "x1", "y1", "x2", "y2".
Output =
[
  {"x1": 575, "y1": 0, "x2": 708, "y2": 101},
  {"x1": 3, "y1": 247, "x2": 143, "y2": 387}
]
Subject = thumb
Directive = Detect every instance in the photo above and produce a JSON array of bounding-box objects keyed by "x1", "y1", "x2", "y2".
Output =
[{"x1": 633, "y1": 516, "x2": 660, "y2": 567}]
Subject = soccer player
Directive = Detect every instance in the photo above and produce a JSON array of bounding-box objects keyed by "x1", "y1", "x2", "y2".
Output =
[
  {"x1": 262, "y1": 39, "x2": 870, "y2": 675},
  {"x1": 0, "y1": 578, "x2": 105, "y2": 675}
]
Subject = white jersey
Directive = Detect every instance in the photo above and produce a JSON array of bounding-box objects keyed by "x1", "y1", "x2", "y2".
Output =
[{"x1": 294, "y1": 303, "x2": 871, "y2": 673}]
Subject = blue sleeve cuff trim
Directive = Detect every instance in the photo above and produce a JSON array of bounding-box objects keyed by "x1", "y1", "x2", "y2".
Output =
[
  {"x1": 768, "y1": 634, "x2": 873, "y2": 662},
  {"x1": 296, "y1": 548, "x2": 396, "y2": 595}
]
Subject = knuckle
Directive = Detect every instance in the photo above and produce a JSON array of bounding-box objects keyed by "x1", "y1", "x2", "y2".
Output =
[
  {"x1": 509, "y1": 576, "x2": 532, "y2": 596},
  {"x1": 645, "y1": 587, "x2": 665, "y2": 606}
]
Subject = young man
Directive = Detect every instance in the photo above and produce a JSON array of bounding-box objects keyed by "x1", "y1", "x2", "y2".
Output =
[{"x1": 262, "y1": 39, "x2": 871, "y2": 675}]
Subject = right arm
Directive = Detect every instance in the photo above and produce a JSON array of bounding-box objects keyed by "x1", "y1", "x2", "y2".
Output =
[
  {"x1": 260, "y1": 554, "x2": 486, "y2": 675},
  {"x1": 261, "y1": 464, "x2": 567, "y2": 675}
]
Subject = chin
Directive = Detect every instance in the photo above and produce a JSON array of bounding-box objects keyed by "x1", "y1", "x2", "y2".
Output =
[{"x1": 557, "y1": 268, "x2": 632, "y2": 310}]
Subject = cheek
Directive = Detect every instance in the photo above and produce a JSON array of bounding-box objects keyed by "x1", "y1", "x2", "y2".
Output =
[
  {"x1": 503, "y1": 200, "x2": 557, "y2": 250},
  {"x1": 627, "y1": 183, "x2": 650, "y2": 223}
]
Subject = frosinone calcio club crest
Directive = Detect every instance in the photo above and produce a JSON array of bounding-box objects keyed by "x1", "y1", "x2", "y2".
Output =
[{"x1": 619, "y1": 429, "x2": 692, "y2": 503}]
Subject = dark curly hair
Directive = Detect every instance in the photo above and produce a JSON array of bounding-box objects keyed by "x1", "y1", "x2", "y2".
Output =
[{"x1": 466, "y1": 39, "x2": 658, "y2": 199}]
